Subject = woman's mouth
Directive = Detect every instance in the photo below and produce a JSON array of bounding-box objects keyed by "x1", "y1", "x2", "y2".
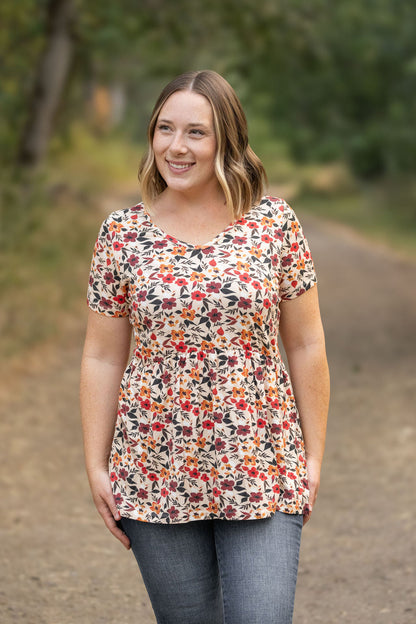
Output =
[{"x1": 166, "y1": 160, "x2": 195, "y2": 173}]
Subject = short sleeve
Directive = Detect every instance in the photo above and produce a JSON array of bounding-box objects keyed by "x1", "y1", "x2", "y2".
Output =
[
  {"x1": 87, "y1": 216, "x2": 130, "y2": 317},
  {"x1": 279, "y1": 202, "x2": 317, "y2": 300}
]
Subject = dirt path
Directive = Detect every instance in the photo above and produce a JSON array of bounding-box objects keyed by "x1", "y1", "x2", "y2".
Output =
[{"x1": 1, "y1": 201, "x2": 415, "y2": 623}]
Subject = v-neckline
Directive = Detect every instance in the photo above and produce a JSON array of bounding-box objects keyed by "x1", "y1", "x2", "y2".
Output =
[{"x1": 141, "y1": 203, "x2": 244, "y2": 250}]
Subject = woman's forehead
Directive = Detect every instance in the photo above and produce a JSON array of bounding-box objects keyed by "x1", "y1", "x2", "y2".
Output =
[{"x1": 158, "y1": 91, "x2": 213, "y2": 125}]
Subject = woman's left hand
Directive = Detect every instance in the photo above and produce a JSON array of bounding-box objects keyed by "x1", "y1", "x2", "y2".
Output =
[{"x1": 303, "y1": 455, "x2": 321, "y2": 526}]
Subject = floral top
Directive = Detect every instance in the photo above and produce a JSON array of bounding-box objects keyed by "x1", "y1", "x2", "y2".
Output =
[{"x1": 87, "y1": 196, "x2": 317, "y2": 523}]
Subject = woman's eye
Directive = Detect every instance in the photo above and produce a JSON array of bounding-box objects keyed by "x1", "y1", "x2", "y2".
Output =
[
  {"x1": 190, "y1": 129, "x2": 204, "y2": 136},
  {"x1": 158, "y1": 124, "x2": 171, "y2": 132}
]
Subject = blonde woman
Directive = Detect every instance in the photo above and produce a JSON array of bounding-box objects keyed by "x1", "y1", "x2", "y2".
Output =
[{"x1": 81, "y1": 70, "x2": 330, "y2": 624}]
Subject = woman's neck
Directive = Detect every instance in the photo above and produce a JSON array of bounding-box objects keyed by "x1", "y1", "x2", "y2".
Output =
[{"x1": 150, "y1": 186, "x2": 230, "y2": 221}]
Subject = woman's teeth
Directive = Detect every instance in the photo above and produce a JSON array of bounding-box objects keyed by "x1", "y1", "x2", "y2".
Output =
[{"x1": 169, "y1": 162, "x2": 193, "y2": 169}]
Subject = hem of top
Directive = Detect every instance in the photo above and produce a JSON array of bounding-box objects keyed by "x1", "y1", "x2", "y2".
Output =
[
  {"x1": 280, "y1": 278, "x2": 318, "y2": 301},
  {"x1": 86, "y1": 301, "x2": 130, "y2": 318},
  {"x1": 117, "y1": 507, "x2": 306, "y2": 524}
]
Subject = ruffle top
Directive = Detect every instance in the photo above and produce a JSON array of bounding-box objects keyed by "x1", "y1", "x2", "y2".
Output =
[{"x1": 87, "y1": 196, "x2": 317, "y2": 523}]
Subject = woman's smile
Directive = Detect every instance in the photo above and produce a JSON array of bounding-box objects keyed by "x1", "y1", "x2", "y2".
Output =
[{"x1": 166, "y1": 160, "x2": 196, "y2": 173}]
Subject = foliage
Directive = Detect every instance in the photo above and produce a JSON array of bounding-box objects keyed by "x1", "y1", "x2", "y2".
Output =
[
  {"x1": 0, "y1": 1, "x2": 48, "y2": 159},
  {"x1": 2, "y1": 0, "x2": 416, "y2": 180}
]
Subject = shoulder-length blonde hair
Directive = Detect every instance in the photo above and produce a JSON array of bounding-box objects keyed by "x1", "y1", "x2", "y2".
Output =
[{"x1": 138, "y1": 70, "x2": 267, "y2": 219}]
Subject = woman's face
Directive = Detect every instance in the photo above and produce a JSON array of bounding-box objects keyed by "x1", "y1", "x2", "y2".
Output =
[{"x1": 152, "y1": 90, "x2": 219, "y2": 198}]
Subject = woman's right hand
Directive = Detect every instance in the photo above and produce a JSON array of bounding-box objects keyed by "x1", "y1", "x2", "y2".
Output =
[{"x1": 88, "y1": 468, "x2": 131, "y2": 550}]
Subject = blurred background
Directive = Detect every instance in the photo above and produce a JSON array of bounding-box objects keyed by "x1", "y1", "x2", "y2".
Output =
[
  {"x1": 1, "y1": 0, "x2": 415, "y2": 364},
  {"x1": 1, "y1": 3, "x2": 416, "y2": 622}
]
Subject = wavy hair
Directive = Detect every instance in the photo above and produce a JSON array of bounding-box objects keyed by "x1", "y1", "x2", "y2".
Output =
[{"x1": 138, "y1": 70, "x2": 267, "y2": 218}]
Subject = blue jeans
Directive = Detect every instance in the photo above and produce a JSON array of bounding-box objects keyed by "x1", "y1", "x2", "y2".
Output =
[{"x1": 119, "y1": 511, "x2": 303, "y2": 624}]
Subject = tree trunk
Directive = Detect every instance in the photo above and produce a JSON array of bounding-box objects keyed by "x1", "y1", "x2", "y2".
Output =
[{"x1": 17, "y1": 0, "x2": 76, "y2": 167}]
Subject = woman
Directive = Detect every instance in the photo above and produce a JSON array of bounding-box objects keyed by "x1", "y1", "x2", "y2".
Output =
[{"x1": 81, "y1": 70, "x2": 330, "y2": 624}]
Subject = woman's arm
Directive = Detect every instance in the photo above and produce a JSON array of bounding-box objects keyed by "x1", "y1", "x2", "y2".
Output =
[
  {"x1": 279, "y1": 286, "x2": 330, "y2": 525},
  {"x1": 80, "y1": 310, "x2": 132, "y2": 548}
]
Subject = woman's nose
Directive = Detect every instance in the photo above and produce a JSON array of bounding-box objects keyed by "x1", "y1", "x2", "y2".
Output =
[{"x1": 169, "y1": 131, "x2": 187, "y2": 153}]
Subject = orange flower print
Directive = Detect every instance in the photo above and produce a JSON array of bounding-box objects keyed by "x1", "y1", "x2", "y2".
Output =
[
  {"x1": 261, "y1": 216, "x2": 274, "y2": 228},
  {"x1": 112, "y1": 452, "x2": 122, "y2": 466},
  {"x1": 236, "y1": 260, "x2": 250, "y2": 272},
  {"x1": 232, "y1": 387, "x2": 245, "y2": 399},
  {"x1": 181, "y1": 307, "x2": 196, "y2": 320},
  {"x1": 250, "y1": 246, "x2": 262, "y2": 259},
  {"x1": 190, "y1": 367, "x2": 200, "y2": 380},
  {"x1": 291, "y1": 220, "x2": 300, "y2": 235},
  {"x1": 241, "y1": 329, "x2": 253, "y2": 341},
  {"x1": 190, "y1": 271, "x2": 206, "y2": 283},
  {"x1": 151, "y1": 401, "x2": 164, "y2": 414},
  {"x1": 208, "y1": 501, "x2": 219, "y2": 514},
  {"x1": 179, "y1": 387, "x2": 192, "y2": 400},
  {"x1": 268, "y1": 500, "x2": 277, "y2": 513},
  {"x1": 173, "y1": 245, "x2": 187, "y2": 256},
  {"x1": 253, "y1": 312, "x2": 263, "y2": 326},
  {"x1": 108, "y1": 220, "x2": 123, "y2": 233},
  {"x1": 201, "y1": 399, "x2": 213, "y2": 411},
  {"x1": 171, "y1": 329, "x2": 185, "y2": 341}
]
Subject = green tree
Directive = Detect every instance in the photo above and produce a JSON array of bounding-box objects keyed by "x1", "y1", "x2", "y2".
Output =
[{"x1": 3, "y1": 0, "x2": 416, "y2": 177}]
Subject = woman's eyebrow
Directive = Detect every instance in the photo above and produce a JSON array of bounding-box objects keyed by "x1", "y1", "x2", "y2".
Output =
[
  {"x1": 158, "y1": 118, "x2": 210, "y2": 129},
  {"x1": 187, "y1": 122, "x2": 209, "y2": 128}
]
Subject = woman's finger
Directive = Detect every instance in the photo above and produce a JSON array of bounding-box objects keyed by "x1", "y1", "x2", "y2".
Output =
[
  {"x1": 106, "y1": 513, "x2": 131, "y2": 550},
  {"x1": 96, "y1": 494, "x2": 131, "y2": 550}
]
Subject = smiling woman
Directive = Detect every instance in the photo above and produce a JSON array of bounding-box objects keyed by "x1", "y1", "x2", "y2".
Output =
[
  {"x1": 152, "y1": 91, "x2": 219, "y2": 203},
  {"x1": 80, "y1": 69, "x2": 330, "y2": 624},
  {"x1": 139, "y1": 70, "x2": 266, "y2": 223}
]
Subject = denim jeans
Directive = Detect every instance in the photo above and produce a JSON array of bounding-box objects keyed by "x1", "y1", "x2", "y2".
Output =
[{"x1": 119, "y1": 511, "x2": 303, "y2": 624}]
